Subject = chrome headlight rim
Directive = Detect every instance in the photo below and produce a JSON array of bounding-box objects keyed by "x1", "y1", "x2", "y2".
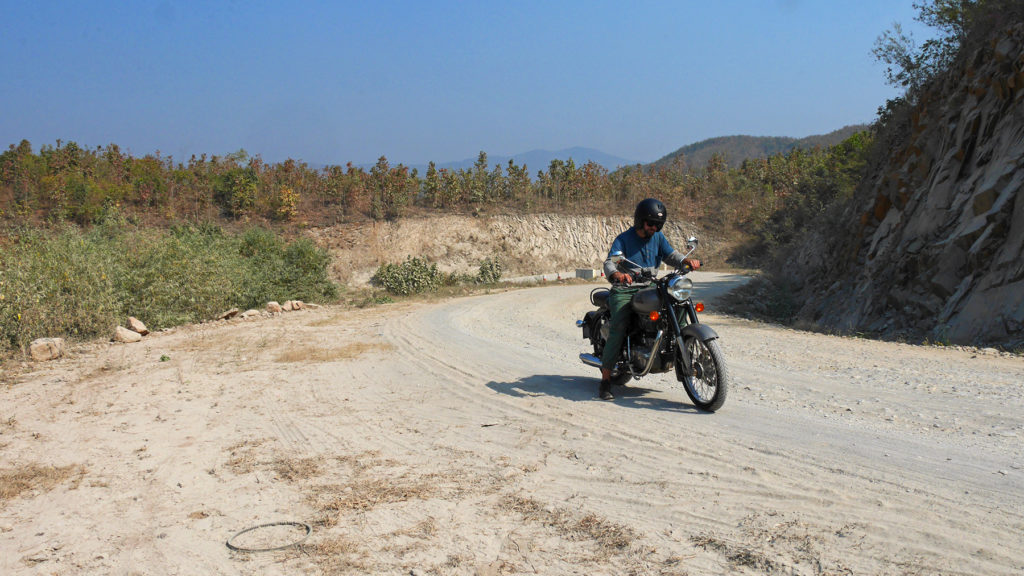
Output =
[{"x1": 667, "y1": 275, "x2": 693, "y2": 301}]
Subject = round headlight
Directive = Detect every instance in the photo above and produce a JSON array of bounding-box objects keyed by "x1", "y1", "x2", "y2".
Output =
[{"x1": 667, "y1": 276, "x2": 693, "y2": 301}]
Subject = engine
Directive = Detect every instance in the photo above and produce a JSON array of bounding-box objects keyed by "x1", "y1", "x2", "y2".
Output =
[{"x1": 627, "y1": 320, "x2": 672, "y2": 373}]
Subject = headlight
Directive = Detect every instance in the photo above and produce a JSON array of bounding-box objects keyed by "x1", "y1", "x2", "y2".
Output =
[{"x1": 667, "y1": 276, "x2": 693, "y2": 301}]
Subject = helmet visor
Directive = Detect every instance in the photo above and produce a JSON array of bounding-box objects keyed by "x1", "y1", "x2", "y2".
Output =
[{"x1": 642, "y1": 218, "x2": 664, "y2": 231}]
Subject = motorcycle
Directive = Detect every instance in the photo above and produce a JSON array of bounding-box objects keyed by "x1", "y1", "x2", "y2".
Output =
[{"x1": 576, "y1": 237, "x2": 729, "y2": 412}]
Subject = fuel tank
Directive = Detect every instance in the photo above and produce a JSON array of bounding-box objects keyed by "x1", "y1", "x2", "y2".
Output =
[{"x1": 631, "y1": 286, "x2": 661, "y2": 313}]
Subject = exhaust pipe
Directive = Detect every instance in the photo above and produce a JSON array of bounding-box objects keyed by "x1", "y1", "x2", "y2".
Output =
[{"x1": 579, "y1": 353, "x2": 602, "y2": 368}]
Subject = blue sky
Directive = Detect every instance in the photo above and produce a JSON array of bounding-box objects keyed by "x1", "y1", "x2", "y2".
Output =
[{"x1": 1, "y1": 1, "x2": 932, "y2": 166}]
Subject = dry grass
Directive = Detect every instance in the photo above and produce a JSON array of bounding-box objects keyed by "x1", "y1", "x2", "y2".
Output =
[
  {"x1": 272, "y1": 457, "x2": 322, "y2": 482},
  {"x1": 308, "y1": 534, "x2": 372, "y2": 572},
  {"x1": 691, "y1": 532, "x2": 777, "y2": 572},
  {"x1": 502, "y1": 494, "x2": 638, "y2": 556},
  {"x1": 310, "y1": 472, "x2": 441, "y2": 526},
  {"x1": 223, "y1": 439, "x2": 268, "y2": 475},
  {"x1": 274, "y1": 341, "x2": 394, "y2": 363},
  {"x1": 0, "y1": 464, "x2": 86, "y2": 503}
]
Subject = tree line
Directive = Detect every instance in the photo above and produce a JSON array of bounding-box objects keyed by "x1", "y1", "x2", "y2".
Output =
[{"x1": 0, "y1": 134, "x2": 873, "y2": 267}]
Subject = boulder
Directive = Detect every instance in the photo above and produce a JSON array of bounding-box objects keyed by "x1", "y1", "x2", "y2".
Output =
[
  {"x1": 267, "y1": 301, "x2": 283, "y2": 313},
  {"x1": 114, "y1": 326, "x2": 143, "y2": 343},
  {"x1": 127, "y1": 316, "x2": 149, "y2": 335},
  {"x1": 30, "y1": 338, "x2": 65, "y2": 361},
  {"x1": 218, "y1": 308, "x2": 240, "y2": 320}
]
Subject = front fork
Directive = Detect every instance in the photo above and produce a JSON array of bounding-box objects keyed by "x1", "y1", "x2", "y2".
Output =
[
  {"x1": 671, "y1": 300, "x2": 720, "y2": 379},
  {"x1": 668, "y1": 302, "x2": 694, "y2": 376}
]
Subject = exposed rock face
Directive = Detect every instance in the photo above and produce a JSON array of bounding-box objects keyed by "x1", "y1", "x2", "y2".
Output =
[
  {"x1": 788, "y1": 24, "x2": 1024, "y2": 347},
  {"x1": 309, "y1": 214, "x2": 715, "y2": 287}
]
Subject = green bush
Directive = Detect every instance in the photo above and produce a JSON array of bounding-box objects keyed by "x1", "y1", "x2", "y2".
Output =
[
  {"x1": 477, "y1": 256, "x2": 502, "y2": 284},
  {"x1": 372, "y1": 256, "x2": 442, "y2": 295},
  {"x1": 0, "y1": 222, "x2": 338, "y2": 356}
]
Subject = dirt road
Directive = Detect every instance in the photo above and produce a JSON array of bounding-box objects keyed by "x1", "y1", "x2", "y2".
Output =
[{"x1": 2, "y1": 273, "x2": 1022, "y2": 575}]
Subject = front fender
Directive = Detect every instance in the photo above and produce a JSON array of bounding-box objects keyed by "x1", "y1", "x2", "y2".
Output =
[
  {"x1": 680, "y1": 323, "x2": 718, "y2": 342},
  {"x1": 675, "y1": 323, "x2": 719, "y2": 377}
]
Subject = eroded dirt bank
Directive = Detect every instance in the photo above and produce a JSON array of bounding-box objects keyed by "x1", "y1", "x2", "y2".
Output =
[
  {"x1": 307, "y1": 214, "x2": 729, "y2": 286},
  {"x1": 1, "y1": 274, "x2": 1022, "y2": 574}
]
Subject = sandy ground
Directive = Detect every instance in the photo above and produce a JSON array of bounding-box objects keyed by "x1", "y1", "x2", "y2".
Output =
[{"x1": 1, "y1": 272, "x2": 1023, "y2": 575}]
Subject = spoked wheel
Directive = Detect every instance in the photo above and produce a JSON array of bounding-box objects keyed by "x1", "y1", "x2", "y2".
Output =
[{"x1": 679, "y1": 337, "x2": 729, "y2": 412}]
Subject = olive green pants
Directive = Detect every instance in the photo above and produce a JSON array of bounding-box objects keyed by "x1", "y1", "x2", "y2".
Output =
[{"x1": 600, "y1": 286, "x2": 638, "y2": 371}]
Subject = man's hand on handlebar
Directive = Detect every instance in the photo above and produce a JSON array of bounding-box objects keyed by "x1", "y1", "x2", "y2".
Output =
[
  {"x1": 610, "y1": 271, "x2": 633, "y2": 285},
  {"x1": 683, "y1": 258, "x2": 701, "y2": 272}
]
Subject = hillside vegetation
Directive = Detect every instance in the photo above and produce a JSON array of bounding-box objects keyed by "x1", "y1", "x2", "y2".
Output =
[{"x1": 650, "y1": 125, "x2": 868, "y2": 170}]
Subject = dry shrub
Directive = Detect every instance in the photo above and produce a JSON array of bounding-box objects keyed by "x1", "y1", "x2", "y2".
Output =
[{"x1": 0, "y1": 464, "x2": 86, "y2": 503}]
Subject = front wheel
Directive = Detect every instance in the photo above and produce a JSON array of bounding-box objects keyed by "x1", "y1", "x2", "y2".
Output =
[{"x1": 678, "y1": 337, "x2": 729, "y2": 412}]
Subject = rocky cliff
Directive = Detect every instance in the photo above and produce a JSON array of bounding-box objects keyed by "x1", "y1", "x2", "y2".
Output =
[{"x1": 788, "y1": 23, "x2": 1024, "y2": 347}]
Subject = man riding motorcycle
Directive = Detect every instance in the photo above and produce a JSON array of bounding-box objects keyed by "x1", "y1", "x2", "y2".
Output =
[{"x1": 599, "y1": 198, "x2": 700, "y2": 400}]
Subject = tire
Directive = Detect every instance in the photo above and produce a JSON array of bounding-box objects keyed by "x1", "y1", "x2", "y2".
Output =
[{"x1": 678, "y1": 337, "x2": 729, "y2": 412}]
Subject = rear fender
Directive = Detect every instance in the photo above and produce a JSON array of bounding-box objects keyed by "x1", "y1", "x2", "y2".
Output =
[{"x1": 581, "y1": 310, "x2": 603, "y2": 340}]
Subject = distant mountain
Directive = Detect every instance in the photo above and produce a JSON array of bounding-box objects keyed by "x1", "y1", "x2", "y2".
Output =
[
  {"x1": 650, "y1": 125, "x2": 869, "y2": 170},
  {"x1": 417, "y1": 147, "x2": 637, "y2": 175}
]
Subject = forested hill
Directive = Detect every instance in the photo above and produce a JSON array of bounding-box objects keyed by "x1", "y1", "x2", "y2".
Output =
[{"x1": 651, "y1": 124, "x2": 868, "y2": 170}]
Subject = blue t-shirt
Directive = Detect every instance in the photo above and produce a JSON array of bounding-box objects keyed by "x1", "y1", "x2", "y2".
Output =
[{"x1": 608, "y1": 229, "x2": 675, "y2": 269}]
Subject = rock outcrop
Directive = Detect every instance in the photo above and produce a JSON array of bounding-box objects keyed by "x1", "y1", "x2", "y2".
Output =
[{"x1": 788, "y1": 23, "x2": 1024, "y2": 347}]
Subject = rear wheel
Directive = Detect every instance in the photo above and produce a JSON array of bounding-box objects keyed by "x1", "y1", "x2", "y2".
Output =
[{"x1": 679, "y1": 337, "x2": 728, "y2": 412}]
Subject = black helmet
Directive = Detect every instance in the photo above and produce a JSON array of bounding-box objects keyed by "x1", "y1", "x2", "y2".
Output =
[{"x1": 634, "y1": 198, "x2": 667, "y2": 231}]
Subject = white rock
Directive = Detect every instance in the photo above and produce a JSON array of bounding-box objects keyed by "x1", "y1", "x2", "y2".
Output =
[
  {"x1": 266, "y1": 301, "x2": 283, "y2": 313},
  {"x1": 30, "y1": 338, "x2": 66, "y2": 361},
  {"x1": 114, "y1": 326, "x2": 142, "y2": 343}
]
